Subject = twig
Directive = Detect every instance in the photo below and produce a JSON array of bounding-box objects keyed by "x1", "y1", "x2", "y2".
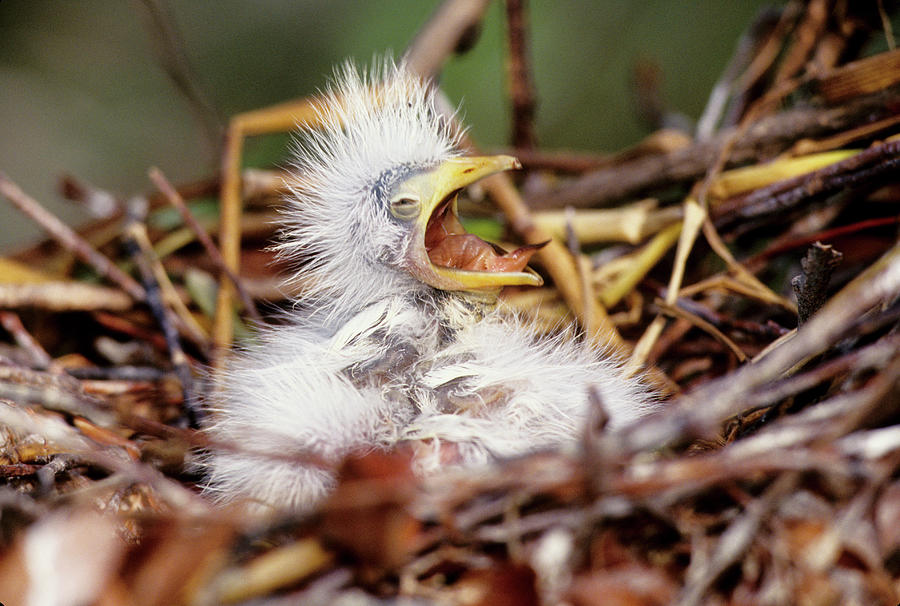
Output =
[
  {"x1": 57, "y1": 174, "x2": 120, "y2": 219},
  {"x1": 713, "y1": 139, "x2": 900, "y2": 229},
  {"x1": 701, "y1": 217, "x2": 795, "y2": 311},
  {"x1": 504, "y1": 0, "x2": 537, "y2": 149},
  {"x1": 696, "y1": 7, "x2": 782, "y2": 139},
  {"x1": 125, "y1": 204, "x2": 210, "y2": 350},
  {"x1": 210, "y1": 538, "x2": 334, "y2": 604},
  {"x1": 0, "y1": 399, "x2": 210, "y2": 514},
  {"x1": 506, "y1": 148, "x2": 611, "y2": 173},
  {"x1": 404, "y1": 0, "x2": 493, "y2": 79},
  {"x1": 626, "y1": 198, "x2": 706, "y2": 375},
  {"x1": 623, "y1": 240, "x2": 900, "y2": 453},
  {"x1": 743, "y1": 215, "x2": 900, "y2": 270},
  {"x1": 745, "y1": 333, "x2": 900, "y2": 412},
  {"x1": 66, "y1": 366, "x2": 172, "y2": 382},
  {"x1": 564, "y1": 208, "x2": 596, "y2": 340},
  {"x1": 0, "y1": 173, "x2": 146, "y2": 302},
  {"x1": 678, "y1": 274, "x2": 794, "y2": 310},
  {"x1": 675, "y1": 473, "x2": 797, "y2": 606},
  {"x1": 122, "y1": 199, "x2": 197, "y2": 426},
  {"x1": 135, "y1": 0, "x2": 223, "y2": 156},
  {"x1": 92, "y1": 311, "x2": 170, "y2": 352},
  {"x1": 655, "y1": 299, "x2": 748, "y2": 363},
  {"x1": 598, "y1": 220, "x2": 682, "y2": 309},
  {"x1": 0, "y1": 282, "x2": 133, "y2": 312},
  {"x1": 667, "y1": 292, "x2": 788, "y2": 340},
  {"x1": 149, "y1": 167, "x2": 262, "y2": 326},
  {"x1": 532, "y1": 200, "x2": 682, "y2": 245},
  {"x1": 0, "y1": 363, "x2": 115, "y2": 427},
  {"x1": 878, "y1": 0, "x2": 896, "y2": 50},
  {"x1": 0, "y1": 311, "x2": 54, "y2": 370},
  {"x1": 524, "y1": 85, "x2": 900, "y2": 210},
  {"x1": 771, "y1": 0, "x2": 828, "y2": 86}
]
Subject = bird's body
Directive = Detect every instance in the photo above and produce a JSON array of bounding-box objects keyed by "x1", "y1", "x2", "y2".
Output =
[{"x1": 203, "y1": 60, "x2": 654, "y2": 512}]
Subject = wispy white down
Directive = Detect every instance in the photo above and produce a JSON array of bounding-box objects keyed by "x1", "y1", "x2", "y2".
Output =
[
  {"x1": 277, "y1": 58, "x2": 461, "y2": 323},
  {"x1": 203, "y1": 59, "x2": 657, "y2": 514}
]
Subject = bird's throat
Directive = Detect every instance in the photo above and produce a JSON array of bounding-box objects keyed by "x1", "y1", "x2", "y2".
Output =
[{"x1": 424, "y1": 194, "x2": 544, "y2": 274}]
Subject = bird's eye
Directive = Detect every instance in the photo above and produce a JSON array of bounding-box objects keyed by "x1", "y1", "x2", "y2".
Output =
[{"x1": 389, "y1": 194, "x2": 421, "y2": 220}]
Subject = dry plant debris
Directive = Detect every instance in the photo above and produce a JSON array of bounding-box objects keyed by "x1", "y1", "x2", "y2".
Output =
[{"x1": 1, "y1": 1, "x2": 900, "y2": 604}]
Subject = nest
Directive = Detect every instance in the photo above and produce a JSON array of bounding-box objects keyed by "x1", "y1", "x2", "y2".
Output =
[{"x1": 2, "y1": 1, "x2": 900, "y2": 604}]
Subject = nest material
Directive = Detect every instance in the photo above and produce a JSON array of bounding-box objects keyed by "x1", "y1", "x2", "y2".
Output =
[{"x1": 2, "y1": 1, "x2": 900, "y2": 604}]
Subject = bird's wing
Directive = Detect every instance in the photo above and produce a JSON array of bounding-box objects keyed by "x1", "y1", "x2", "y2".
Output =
[{"x1": 405, "y1": 312, "x2": 655, "y2": 472}]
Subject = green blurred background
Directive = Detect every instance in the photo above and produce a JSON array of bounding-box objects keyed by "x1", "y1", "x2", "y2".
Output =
[{"x1": 0, "y1": 1, "x2": 775, "y2": 252}]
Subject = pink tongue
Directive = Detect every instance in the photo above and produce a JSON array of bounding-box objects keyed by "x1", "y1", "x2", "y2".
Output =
[{"x1": 428, "y1": 234, "x2": 543, "y2": 272}]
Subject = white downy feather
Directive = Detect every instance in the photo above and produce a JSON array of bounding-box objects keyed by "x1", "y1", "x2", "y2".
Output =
[{"x1": 203, "y1": 59, "x2": 655, "y2": 513}]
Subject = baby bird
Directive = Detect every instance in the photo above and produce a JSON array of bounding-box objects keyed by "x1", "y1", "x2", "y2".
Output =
[{"x1": 203, "y1": 60, "x2": 654, "y2": 512}]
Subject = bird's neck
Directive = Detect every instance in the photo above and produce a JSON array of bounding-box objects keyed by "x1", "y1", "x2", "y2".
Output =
[{"x1": 432, "y1": 289, "x2": 499, "y2": 332}]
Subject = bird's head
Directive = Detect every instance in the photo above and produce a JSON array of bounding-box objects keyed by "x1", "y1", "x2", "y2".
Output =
[{"x1": 279, "y1": 60, "x2": 543, "y2": 317}]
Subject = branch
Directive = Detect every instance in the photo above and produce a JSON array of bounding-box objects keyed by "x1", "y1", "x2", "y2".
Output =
[{"x1": 525, "y1": 85, "x2": 900, "y2": 210}]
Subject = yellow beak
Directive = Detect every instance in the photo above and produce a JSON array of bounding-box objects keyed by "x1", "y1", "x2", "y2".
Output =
[{"x1": 403, "y1": 155, "x2": 544, "y2": 292}]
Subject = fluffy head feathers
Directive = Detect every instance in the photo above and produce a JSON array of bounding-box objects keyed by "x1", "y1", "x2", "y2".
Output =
[{"x1": 278, "y1": 59, "x2": 461, "y2": 318}]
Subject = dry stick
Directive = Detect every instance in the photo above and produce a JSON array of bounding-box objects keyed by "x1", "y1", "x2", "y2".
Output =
[
  {"x1": 564, "y1": 208, "x2": 596, "y2": 341},
  {"x1": 214, "y1": 98, "x2": 323, "y2": 358},
  {"x1": 624, "y1": 240, "x2": 900, "y2": 454},
  {"x1": 744, "y1": 215, "x2": 900, "y2": 270},
  {"x1": 713, "y1": 138, "x2": 900, "y2": 228},
  {"x1": 655, "y1": 299, "x2": 748, "y2": 363},
  {"x1": 674, "y1": 295, "x2": 788, "y2": 340},
  {"x1": 0, "y1": 364, "x2": 115, "y2": 426},
  {"x1": 722, "y1": 3, "x2": 798, "y2": 116},
  {"x1": 0, "y1": 311, "x2": 54, "y2": 370},
  {"x1": 505, "y1": 148, "x2": 611, "y2": 173},
  {"x1": 504, "y1": 0, "x2": 537, "y2": 150},
  {"x1": 67, "y1": 365, "x2": 170, "y2": 382},
  {"x1": 214, "y1": 127, "x2": 244, "y2": 358},
  {"x1": 675, "y1": 473, "x2": 798, "y2": 606},
  {"x1": 686, "y1": 76, "x2": 810, "y2": 326},
  {"x1": 149, "y1": 167, "x2": 263, "y2": 326},
  {"x1": 525, "y1": 84, "x2": 900, "y2": 210},
  {"x1": 792, "y1": 112, "x2": 900, "y2": 155},
  {"x1": 696, "y1": 7, "x2": 782, "y2": 140},
  {"x1": 746, "y1": 333, "x2": 900, "y2": 414},
  {"x1": 878, "y1": 0, "x2": 897, "y2": 51},
  {"x1": 0, "y1": 399, "x2": 210, "y2": 514},
  {"x1": 0, "y1": 282, "x2": 134, "y2": 311},
  {"x1": 702, "y1": 219, "x2": 793, "y2": 309},
  {"x1": 480, "y1": 168, "x2": 626, "y2": 352},
  {"x1": 0, "y1": 173, "x2": 146, "y2": 302},
  {"x1": 679, "y1": 274, "x2": 793, "y2": 310},
  {"x1": 626, "y1": 198, "x2": 706, "y2": 376},
  {"x1": 770, "y1": 0, "x2": 827, "y2": 87},
  {"x1": 404, "y1": 0, "x2": 493, "y2": 79},
  {"x1": 136, "y1": 0, "x2": 223, "y2": 155},
  {"x1": 126, "y1": 217, "x2": 210, "y2": 350},
  {"x1": 599, "y1": 220, "x2": 682, "y2": 308},
  {"x1": 122, "y1": 201, "x2": 197, "y2": 426},
  {"x1": 211, "y1": 539, "x2": 334, "y2": 604},
  {"x1": 694, "y1": 67, "x2": 807, "y2": 211},
  {"x1": 510, "y1": 129, "x2": 693, "y2": 175},
  {"x1": 57, "y1": 174, "x2": 120, "y2": 219}
]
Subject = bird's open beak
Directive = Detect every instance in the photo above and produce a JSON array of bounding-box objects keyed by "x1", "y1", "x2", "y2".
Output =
[{"x1": 406, "y1": 155, "x2": 545, "y2": 292}]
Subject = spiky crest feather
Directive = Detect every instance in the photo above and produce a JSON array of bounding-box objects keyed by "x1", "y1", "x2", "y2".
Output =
[{"x1": 277, "y1": 59, "x2": 461, "y2": 323}]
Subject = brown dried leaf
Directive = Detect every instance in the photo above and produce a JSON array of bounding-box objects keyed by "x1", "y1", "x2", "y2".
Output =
[{"x1": 321, "y1": 450, "x2": 422, "y2": 570}]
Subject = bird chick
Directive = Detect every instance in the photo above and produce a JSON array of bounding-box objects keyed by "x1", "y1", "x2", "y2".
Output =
[{"x1": 203, "y1": 60, "x2": 655, "y2": 513}]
